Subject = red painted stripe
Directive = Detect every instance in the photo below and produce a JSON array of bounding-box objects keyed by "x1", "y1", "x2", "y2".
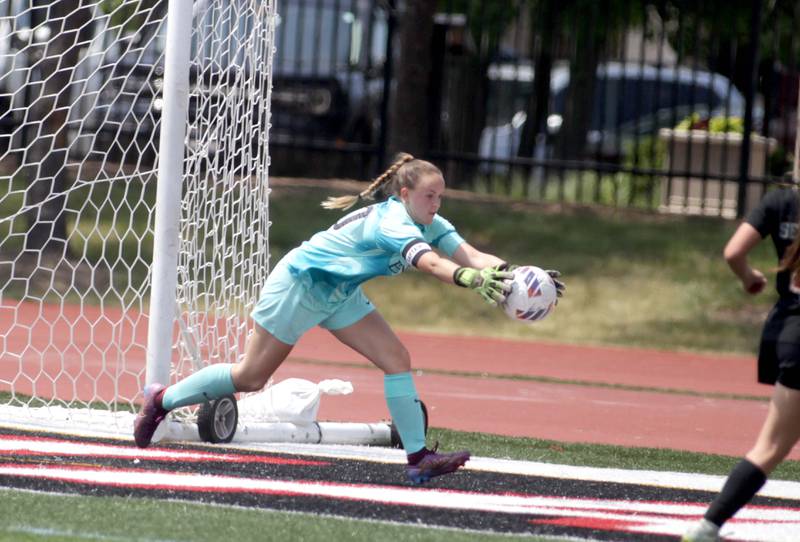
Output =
[
  {"x1": 530, "y1": 516, "x2": 649, "y2": 530},
  {"x1": 0, "y1": 463, "x2": 401, "y2": 500},
  {"x1": 528, "y1": 505, "x2": 799, "y2": 524},
  {"x1": 0, "y1": 434, "x2": 328, "y2": 466},
  {"x1": 3, "y1": 461, "x2": 799, "y2": 535},
  {"x1": 3, "y1": 448, "x2": 325, "y2": 466},
  {"x1": 449, "y1": 486, "x2": 800, "y2": 515}
]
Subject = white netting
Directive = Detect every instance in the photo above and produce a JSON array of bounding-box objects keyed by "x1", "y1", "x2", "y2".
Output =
[{"x1": 0, "y1": 0, "x2": 275, "y2": 427}]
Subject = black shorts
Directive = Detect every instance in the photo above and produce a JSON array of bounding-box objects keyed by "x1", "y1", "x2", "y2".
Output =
[{"x1": 757, "y1": 304, "x2": 800, "y2": 390}]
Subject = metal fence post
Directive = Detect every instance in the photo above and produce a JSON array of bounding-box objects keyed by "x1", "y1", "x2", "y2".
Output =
[
  {"x1": 736, "y1": 0, "x2": 763, "y2": 219},
  {"x1": 794, "y1": 77, "x2": 800, "y2": 183},
  {"x1": 376, "y1": 0, "x2": 396, "y2": 175}
]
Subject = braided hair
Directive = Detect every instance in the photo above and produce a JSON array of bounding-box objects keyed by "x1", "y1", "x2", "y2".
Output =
[{"x1": 321, "y1": 153, "x2": 441, "y2": 210}]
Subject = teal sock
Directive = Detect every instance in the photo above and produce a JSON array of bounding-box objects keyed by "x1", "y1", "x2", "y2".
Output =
[
  {"x1": 384, "y1": 372, "x2": 426, "y2": 455},
  {"x1": 161, "y1": 363, "x2": 236, "y2": 410}
]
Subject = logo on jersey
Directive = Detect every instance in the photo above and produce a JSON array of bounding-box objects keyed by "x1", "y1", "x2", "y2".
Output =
[
  {"x1": 388, "y1": 256, "x2": 407, "y2": 275},
  {"x1": 332, "y1": 206, "x2": 374, "y2": 230},
  {"x1": 780, "y1": 221, "x2": 798, "y2": 240}
]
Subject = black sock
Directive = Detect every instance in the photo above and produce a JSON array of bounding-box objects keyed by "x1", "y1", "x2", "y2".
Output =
[{"x1": 704, "y1": 458, "x2": 767, "y2": 527}]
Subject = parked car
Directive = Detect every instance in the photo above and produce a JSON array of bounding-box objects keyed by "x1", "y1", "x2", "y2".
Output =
[
  {"x1": 269, "y1": 0, "x2": 389, "y2": 145},
  {"x1": 479, "y1": 61, "x2": 763, "y2": 169}
]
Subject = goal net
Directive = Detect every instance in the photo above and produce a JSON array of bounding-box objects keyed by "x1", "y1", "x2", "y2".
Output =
[{"x1": 0, "y1": 0, "x2": 274, "y2": 434}]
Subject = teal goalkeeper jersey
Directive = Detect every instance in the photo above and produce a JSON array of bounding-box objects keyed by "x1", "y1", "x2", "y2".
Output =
[{"x1": 282, "y1": 196, "x2": 465, "y2": 302}]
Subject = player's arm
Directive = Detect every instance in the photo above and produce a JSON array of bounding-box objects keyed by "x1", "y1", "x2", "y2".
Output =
[
  {"x1": 450, "y1": 242, "x2": 506, "y2": 269},
  {"x1": 723, "y1": 222, "x2": 767, "y2": 295},
  {"x1": 415, "y1": 250, "x2": 512, "y2": 305},
  {"x1": 414, "y1": 250, "x2": 460, "y2": 284},
  {"x1": 451, "y1": 242, "x2": 566, "y2": 298}
]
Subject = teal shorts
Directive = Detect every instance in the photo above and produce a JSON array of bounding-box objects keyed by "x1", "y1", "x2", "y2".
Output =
[{"x1": 250, "y1": 260, "x2": 375, "y2": 345}]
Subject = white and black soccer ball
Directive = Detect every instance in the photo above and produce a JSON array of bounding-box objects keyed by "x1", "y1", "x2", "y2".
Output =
[{"x1": 501, "y1": 266, "x2": 558, "y2": 323}]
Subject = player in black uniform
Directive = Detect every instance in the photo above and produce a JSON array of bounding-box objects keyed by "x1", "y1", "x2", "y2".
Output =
[{"x1": 683, "y1": 187, "x2": 800, "y2": 541}]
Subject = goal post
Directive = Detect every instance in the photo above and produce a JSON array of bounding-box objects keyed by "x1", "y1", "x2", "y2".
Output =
[
  {"x1": 0, "y1": 0, "x2": 276, "y2": 431},
  {"x1": 0, "y1": 0, "x2": 396, "y2": 448},
  {"x1": 147, "y1": 0, "x2": 193, "y2": 388}
]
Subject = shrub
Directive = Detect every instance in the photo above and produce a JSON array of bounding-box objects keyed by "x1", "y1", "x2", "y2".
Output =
[{"x1": 675, "y1": 114, "x2": 744, "y2": 133}]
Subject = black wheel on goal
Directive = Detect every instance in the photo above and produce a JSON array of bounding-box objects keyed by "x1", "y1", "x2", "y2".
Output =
[
  {"x1": 389, "y1": 400, "x2": 428, "y2": 449},
  {"x1": 197, "y1": 394, "x2": 238, "y2": 444}
]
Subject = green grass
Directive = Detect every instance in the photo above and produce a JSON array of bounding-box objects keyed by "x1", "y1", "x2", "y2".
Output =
[
  {"x1": 1, "y1": 427, "x2": 798, "y2": 542},
  {"x1": 267, "y1": 181, "x2": 776, "y2": 356},
  {"x1": 0, "y1": 489, "x2": 553, "y2": 542},
  {"x1": 2, "y1": 178, "x2": 789, "y2": 539},
  {"x1": 0, "y1": 391, "x2": 136, "y2": 412},
  {"x1": 370, "y1": 202, "x2": 771, "y2": 355},
  {"x1": 472, "y1": 169, "x2": 662, "y2": 211},
  {"x1": 0, "y1": 427, "x2": 797, "y2": 542},
  {"x1": 280, "y1": 183, "x2": 774, "y2": 354},
  {"x1": 429, "y1": 427, "x2": 800, "y2": 481},
  {"x1": 2, "y1": 177, "x2": 775, "y2": 355}
]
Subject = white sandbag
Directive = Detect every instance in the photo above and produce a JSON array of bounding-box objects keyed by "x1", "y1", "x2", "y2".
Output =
[{"x1": 238, "y1": 378, "x2": 353, "y2": 423}]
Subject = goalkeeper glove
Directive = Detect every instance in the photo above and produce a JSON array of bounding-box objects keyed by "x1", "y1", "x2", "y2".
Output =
[
  {"x1": 543, "y1": 269, "x2": 566, "y2": 298},
  {"x1": 453, "y1": 266, "x2": 513, "y2": 306},
  {"x1": 497, "y1": 263, "x2": 566, "y2": 298},
  {"x1": 494, "y1": 262, "x2": 518, "y2": 272}
]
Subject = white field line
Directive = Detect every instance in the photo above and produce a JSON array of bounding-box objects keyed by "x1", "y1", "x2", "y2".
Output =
[
  {"x1": 1, "y1": 463, "x2": 799, "y2": 542},
  {"x1": 2, "y1": 417, "x2": 800, "y2": 500},
  {"x1": 1, "y1": 487, "x2": 598, "y2": 542},
  {"x1": 232, "y1": 440, "x2": 800, "y2": 501}
]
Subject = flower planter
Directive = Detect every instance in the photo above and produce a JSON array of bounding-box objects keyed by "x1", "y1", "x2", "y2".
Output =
[{"x1": 658, "y1": 128, "x2": 776, "y2": 218}]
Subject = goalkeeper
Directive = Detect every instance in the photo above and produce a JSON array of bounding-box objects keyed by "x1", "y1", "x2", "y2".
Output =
[{"x1": 134, "y1": 152, "x2": 565, "y2": 484}]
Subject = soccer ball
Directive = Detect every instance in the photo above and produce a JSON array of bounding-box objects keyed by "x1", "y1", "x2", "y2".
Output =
[{"x1": 501, "y1": 266, "x2": 557, "y2": 322}]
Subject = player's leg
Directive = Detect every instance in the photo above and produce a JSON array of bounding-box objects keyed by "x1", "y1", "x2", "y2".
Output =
[
  {"x1": 162, "y1": 323, "x2": 294, "y2": 407},
  {"x1": 328, "y1": 310, "x2": 422, "y2": 450},
  {"x1": 134, "y1": 324, "x2": 294, "y2": 448},
  {"x1": 326, "y1": 305, "x2": 469, "y2": 483},
  {"x1": 745, "y1": 383, "x2": 800, "y2": 473},
  {"x1": 328, "y1": 309, "x2": 412, "y2": 374},
  {"x1": 745, "y1": 335, "x2": 800, "y2": 474},
  {"x1": 683, "y1": 383, "x2": 800, "y2": 541},
  {"x1": 135, "y1": 261, "x2": 311, "y2": 448}
]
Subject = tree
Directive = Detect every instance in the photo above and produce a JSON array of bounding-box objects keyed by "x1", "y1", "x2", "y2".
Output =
[
  {"x1": 517, "y1": 0, "x2": 558, "y2": 160},
  {"x1": 387, "y1": 0, "x2": 438, "y2": 159},
  {"x1": 23, "y1": 0, "x2": 92, "y2": 254},
  {"x1": 23, "y1": 0, "x2": 165, "y2": 254},
  {"x1": 436, "y1": 0, "x2": 520, "y2": 185},
  {"x1": 554, "y1": 0, "x2": 613, "y2": 161}
]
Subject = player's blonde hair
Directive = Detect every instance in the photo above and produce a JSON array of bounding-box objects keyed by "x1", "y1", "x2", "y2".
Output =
[
  {"x1": 321, "y1": 153, "x2": 442, "y2": 211},
  {"x1": 780, "y1": 231, "x2": 800, "y2": 274}
]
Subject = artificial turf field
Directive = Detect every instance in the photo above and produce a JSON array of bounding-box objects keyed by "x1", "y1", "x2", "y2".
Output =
[{"x1": 1, "y1": 426, "x2": 799, "y2": 541}]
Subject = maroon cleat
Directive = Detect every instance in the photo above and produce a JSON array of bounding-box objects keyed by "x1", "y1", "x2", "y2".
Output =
[
  {"x1": 406, "y1": 444, "x2": 470, "y2": 484},
  {"x1": 133, "y1": 383, "x2": 167, "y2": 448}
]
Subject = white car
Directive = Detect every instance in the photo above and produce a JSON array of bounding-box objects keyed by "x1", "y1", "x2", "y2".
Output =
[{"x1": 479, "y1": 61, "x2": 762, "y2": 171}]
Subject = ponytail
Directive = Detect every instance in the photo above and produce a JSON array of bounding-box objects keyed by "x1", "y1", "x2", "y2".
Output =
[
  {"x1": 321, "y1": 153, "x2": 414, "y2": 210},
  {"x1": 779, "y1": 229, "x2": 800, "y2": 273},
  {"x1": 778, "y1": 189, "x2": 800, "y2": 273}
]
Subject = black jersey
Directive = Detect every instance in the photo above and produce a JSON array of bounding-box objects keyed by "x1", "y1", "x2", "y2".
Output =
[{"x1": 746, "y1": 188, "x2": 800, "y2": 301}]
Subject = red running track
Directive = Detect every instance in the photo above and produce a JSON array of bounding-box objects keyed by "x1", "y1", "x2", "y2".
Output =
[
  {"x1": 1, "y1": 301, "x2": 795, "y2": 459},
  {"x1": 287, "y1": 327, "x2": 797, "y2": 459}
]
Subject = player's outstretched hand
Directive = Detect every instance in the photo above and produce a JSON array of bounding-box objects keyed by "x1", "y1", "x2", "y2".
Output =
[
  {"x1": 544, "y1": 269, "x2": 566, "y2": 298},
  {"x1": 493, "y1": 262, "x2": 518, "y2": 272},
  {"x1": 454, "y1": 267, "x2": 513, "y2": 306}
]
